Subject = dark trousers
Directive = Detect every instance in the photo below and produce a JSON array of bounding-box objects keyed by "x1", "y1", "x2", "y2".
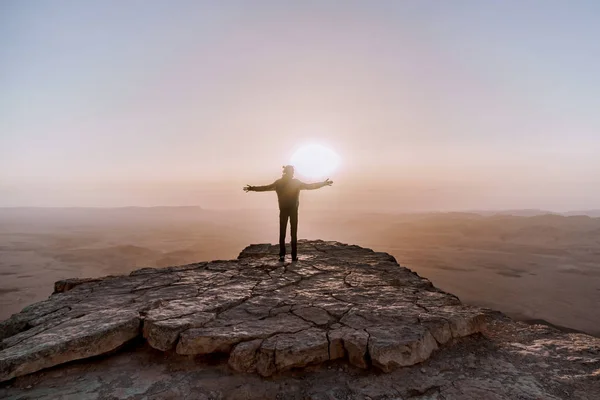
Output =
[{"x1": 279, "y1": 207, "x2": 298, "y2": 258}]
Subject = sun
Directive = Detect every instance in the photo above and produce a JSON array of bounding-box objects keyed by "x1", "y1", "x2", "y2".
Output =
[{"x1": 290, "y1": 144, "x2": 341, "y2": 179}]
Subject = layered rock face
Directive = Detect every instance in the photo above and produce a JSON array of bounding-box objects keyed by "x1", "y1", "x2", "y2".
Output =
[
  {"x1": 1, "y1": 240, "x2": 598, "y2": 400},
  {"x1": 0, "y1": 241, "x2": 486, "y2": 382}
]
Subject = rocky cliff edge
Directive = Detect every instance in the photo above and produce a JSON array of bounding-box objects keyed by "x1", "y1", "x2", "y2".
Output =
[{"x1": 0, "y1": 240, "x2": 598, "y2": 399}]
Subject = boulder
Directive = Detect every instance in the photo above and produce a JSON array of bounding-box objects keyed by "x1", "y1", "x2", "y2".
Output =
[{"x1": 0, "y1": 309, "x2": 139, "y2": 382}]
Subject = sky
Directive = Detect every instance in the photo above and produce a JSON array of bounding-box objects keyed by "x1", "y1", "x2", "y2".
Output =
[{"x1": 1, "y1": 1, "x2": 599, "y2": 210}]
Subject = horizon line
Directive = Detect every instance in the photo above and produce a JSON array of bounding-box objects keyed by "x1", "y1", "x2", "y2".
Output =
[{"x1": 0, "y1": 206, "x2": 598, "y2": 215}]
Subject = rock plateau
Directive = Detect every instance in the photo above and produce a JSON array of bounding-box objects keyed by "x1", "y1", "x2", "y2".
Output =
[{"x1": 0, "y1": 240, "x2": 598, "y2": 399}]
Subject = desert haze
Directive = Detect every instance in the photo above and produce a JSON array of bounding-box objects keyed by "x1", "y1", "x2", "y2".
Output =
[{"x1": 1, "y1": 207, "x2": 598, "y2": 337}]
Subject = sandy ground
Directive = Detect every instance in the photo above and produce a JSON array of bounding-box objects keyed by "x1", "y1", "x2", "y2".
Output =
[{"x1": 1, "y1": 208, "x2": 599, "y2": 336}]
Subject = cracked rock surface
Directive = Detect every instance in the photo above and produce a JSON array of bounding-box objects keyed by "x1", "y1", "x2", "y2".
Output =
[
  {"x1": 1, "y1": 240, "x2": 599, "y2": 399},
  {"x1": 0, "y1": 240, "x2": 486, "y2": 381}
]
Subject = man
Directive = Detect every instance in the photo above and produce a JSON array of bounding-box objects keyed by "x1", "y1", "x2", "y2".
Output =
[{"x1": 244, "y1": 165, "x2": 333, "y2": 262}]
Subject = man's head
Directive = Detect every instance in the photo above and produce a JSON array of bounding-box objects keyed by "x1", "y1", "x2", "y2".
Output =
[{"x1": 282, "y1": 165, "x2": 295, "y2": 178}]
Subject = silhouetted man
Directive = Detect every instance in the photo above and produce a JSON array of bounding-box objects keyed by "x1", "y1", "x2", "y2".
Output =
[{"x1": 244, "y1": 165, "x2": 333, "y2": 262}]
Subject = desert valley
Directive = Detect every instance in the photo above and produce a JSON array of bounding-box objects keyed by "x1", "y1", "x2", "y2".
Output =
[{"x1": 1, "y1": 207, "x2": 598, "y2": 337}]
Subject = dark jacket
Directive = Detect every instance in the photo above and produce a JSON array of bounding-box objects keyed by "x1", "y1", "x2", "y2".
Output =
[{"x1": 251, "y1": 178, "x2": 327, "y2": 209}]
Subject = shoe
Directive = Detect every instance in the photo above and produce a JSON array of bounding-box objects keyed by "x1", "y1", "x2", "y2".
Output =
[
  {"x1": 292, "y1": 257, "x2": 298, "y2": 262},
  {"x1": 279, "y1": 256, "x2": 285, "y2": 262}
]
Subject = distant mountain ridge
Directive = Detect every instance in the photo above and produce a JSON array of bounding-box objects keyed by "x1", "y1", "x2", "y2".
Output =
[
  {"x1": 469, "y1": 209, "x2": 600, "y2": 218},
  {"x1": 1, "y1": 206, "x2": 598, "y2": 218}
]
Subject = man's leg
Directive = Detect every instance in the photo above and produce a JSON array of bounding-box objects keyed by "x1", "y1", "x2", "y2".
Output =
[
  {"x1": 290, "y1": 208, "x2": 298, "y2": 260},
  {"x1": 279, "y1": 209, "x2": 289, "y2": 258}
]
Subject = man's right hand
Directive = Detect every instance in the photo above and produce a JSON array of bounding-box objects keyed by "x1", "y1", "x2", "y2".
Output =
[
  {"x1": 324, "y1": 179, "x2": 333, "y2": 186},
  {"x1": 243, "y1": 185, "x2": 253, "y2": 192}
]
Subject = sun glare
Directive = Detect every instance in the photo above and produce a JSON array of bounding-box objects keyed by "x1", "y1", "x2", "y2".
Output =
[{"x1": 290, "y1": 144, "x2": 341, "y2": 179}]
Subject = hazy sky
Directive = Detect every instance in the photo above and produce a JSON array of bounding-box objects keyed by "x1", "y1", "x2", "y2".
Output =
[{"x1": 1, "y1": 1, "x2": 599, "y2": 210}]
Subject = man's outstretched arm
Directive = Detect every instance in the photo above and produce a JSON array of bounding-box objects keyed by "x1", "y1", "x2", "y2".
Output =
[
  {"x1": 243, "y1": 181, "x2": 277, "y2": 192},
  {"x1": 300, "y1": 178, "x2": 333, "y2": 190}
]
